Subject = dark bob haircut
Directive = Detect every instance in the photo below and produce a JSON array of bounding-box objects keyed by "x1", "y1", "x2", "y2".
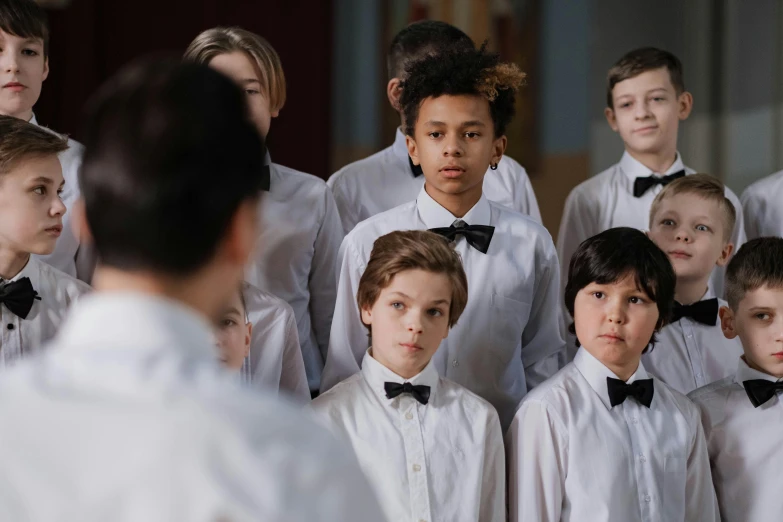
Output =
[{"x1": 564, "y1": 227, "x2": 676, "y2": 352}]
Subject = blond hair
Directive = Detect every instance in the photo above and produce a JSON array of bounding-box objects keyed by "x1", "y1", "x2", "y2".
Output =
[
  {"x1": 649, "y1": 173, "x2": 736, "y2": 242},
  {"x1": 183, "y1": 26, "x2": 286, "y2": 112},
  {"x1": 357, "y1": 230, "x2": 468, "y2": 332},
  {"x1": 0, "y1": 115, "x2": 68, "y2": 176}
]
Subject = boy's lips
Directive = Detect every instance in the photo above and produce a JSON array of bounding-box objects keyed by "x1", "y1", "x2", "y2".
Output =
[
  {"x1": 772, "y1": 352, "x2": 783, "y2": 360},
  {"x1": 2, "y1": 81, "x2": 26, "y2": 92},
  {"x1": 439, "y1": 164, "x2": 466, "y2": 179},
  {"x1": 399, "y1": 342, "x2": 423, "y2": 352},
  {"x1": 668, "y1": 250, "x2": 692, "y2": 259},
  {"x1": 633, "y1": 125, "x2": 658, "y2": 134},
  {"x1": 599, "y1": 332, "x2": 625, "y2": 343},
  {"x1": 45, "y1": 225, "x2": 63, "y2": 237}
]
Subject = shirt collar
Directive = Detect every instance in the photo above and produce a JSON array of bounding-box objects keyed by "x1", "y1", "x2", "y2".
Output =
[
  {"x1": 56, "y1": 292, "x2": 220, "y2": 363},
  {"x1": 361, "y1": 349, "x2": 439, "y2": 403},
  {"x1": 573, "y1": 347, "x2": 650, "y2": 410},
  {"x1": 29, "y1": 113, "x2": 39, "y2": 126},
  {"x1": 1, "y1": 256, "x2": 40, "y2": 291},
  {"x1": 735, "y1": 356, "x2": 783, "y2": 385},
  {"x1": 415, "y1": 185, "x2": 492, "y2": 229},
  {"x1": 618, "y1": 150, "x2": 686, "y2": 182}
]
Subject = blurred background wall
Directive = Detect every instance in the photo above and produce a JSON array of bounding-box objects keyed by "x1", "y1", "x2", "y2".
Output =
[{"x1": 34, "y1": 0, "x2": 783, "y2": 240}]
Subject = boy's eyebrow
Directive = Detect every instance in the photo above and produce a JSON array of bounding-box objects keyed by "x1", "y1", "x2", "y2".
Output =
[
  {"x1": 30, "y1": 176, "x2": 54, "y2": 185},
  {"x1": 222, "y1": 307, "x2": 243, "y2": 317},
  {"x1": 240, "y1": 78, "x2": 260, "y2": 85},
  {"x1": 387, "y1": 291, "x2": 449, "y2": 305},
  {"x1": 422, "y1": 120, "x2": 487, "y2": 127}
]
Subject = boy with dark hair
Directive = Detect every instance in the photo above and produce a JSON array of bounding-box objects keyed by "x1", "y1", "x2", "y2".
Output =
[
  {"x1": 323, "y1": 44, "x2": 564, "y2": 430},
  {"x1": 0, "y1": 59, "x2": 383, "y2": 521},
  {"x1": 557, "y1": 47, "x2": 745, "y2": 319},
  {"x1": 314, "y1": 230, "x2": 505, "y2": 521},
  {"x1": 0, "y1": 115, "x2": 89, "y2": 365},
  {"x1": 644, "y1": 174, "x2": 743, "y2": 393},
  {"x1": 508, "y1": 227, "x2": 719, "y2": 522},
  {"x1": 0, "y1": 0, "x2": 93, "y2": 281},
  {"x1": 689, "y1": 237, "x2": 783, "y2": 522},
  {"x1": 328, "y1": 20, "x2": 541, "y2": 234}
]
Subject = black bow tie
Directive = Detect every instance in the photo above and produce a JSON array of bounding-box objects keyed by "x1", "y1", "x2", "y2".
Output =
[
  {"x1": 672, "y1": 298, "x2": 719, "y2": 326},
  {"x1": 260, "y1": 165, "x2": 271, "y2": 191},
  {"x1": 408, "y1": 155, "x2": 424, "y2": 178},
  {"x1": 384, "y1": 381, "x2": 431, "y2": 405},
  {"x1": 429, "y1": 219, "x2": 494, "y2": 254},
  {"x1": 633, "y1": 170, "x2": 686, "y2": 197},
  {"x1": 607, "y1": 377, "x2": 654, "y2": 408},
  {"x1": 0, "y1": 277, "x2": 41, "y2": 319},
  {"x1": 743, "y1": 379, "x2": 783, "y2": 408}
]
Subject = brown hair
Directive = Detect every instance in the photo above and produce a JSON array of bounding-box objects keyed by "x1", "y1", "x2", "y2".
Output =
[
  {"x1": 725, "y1": 237, "x2": 783, "y2": 310},
  {"x1": 0, "y1": 115, "x2": 67, "y2": 176},
  {"x1": 183, "y1": 26, "x2": 286, "y2": 113},
  {"x1": 357, "y1": 230, "x2": 468, "y2": 331},
  {"x1": 607, "y1": 47, "x2": 684, "y2": 108},
  {"x1": 649, "y1": 173, "x2": 736, "y2": 242},
  {"x1": 0, "y1": 0, "x2": 49, "y2": 57}
]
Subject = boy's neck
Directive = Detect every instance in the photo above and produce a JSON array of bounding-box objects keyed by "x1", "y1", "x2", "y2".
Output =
[
  {"x1": 0, "y1": 109, "x2": 34, "y2": 123},
  {"x1": 626, "y1": 147, "x2": 678, "y2": 175},
  {"x1": 424, "y1": 183, "x2": 482, "y2": 219},
  {"x1": 0, "y1": 249, "x2": 31, "y2": 281},
  {"x1": 674, "y1": 276, "x2": 710, "y2": 305},
  {"x1": 742, "y1": 355, "x2": 783, "y2": 380}
]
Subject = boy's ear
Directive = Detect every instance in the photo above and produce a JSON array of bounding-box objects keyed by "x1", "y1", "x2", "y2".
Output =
[
  {"x1": 244, "y1": 322, "x2": 253, "y2": 358},
  {"x1": 491, "y1": 135, "x2": 507, "y2": 167},
  {"x1": 716, "y1": 242, "x2": 734, "y2": 267},
  {"x1": 387, "y1": 78, "x2": 403, "y2": 112},
  {"x1": 677, "y1": 91, "x2": 694, "y2": 120},
  {"x1": 719, "y1": 305, "x2": 738, "y2": 340},
  {"x1": 360, "y1": 306, "x2": 373, "y2": 327},
  {"x1": 406, "y1": 135, "x2": 420, "y2": 166},
  {"x1": 604, "y1": 106, "x2": 619, "y2": 132}
]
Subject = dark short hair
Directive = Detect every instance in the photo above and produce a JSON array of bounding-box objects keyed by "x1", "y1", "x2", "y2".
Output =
[
  {"x1": 80, "y1": 57, "x2": 266, "y2": 275},
  {"x1": 387, "y1": 20, "x2": 474, "y2": 80},
  {"x1": 358, "y1": 230, "x2": 468, "y2": 334},
  {"x1": 725, "y1": 237, "x2": 783, "y2": 310},
  {"x1": 0, "y1": 115, "x2": 67, "y2": 176},
  {"x1": 0, "y1": 0, "x2": 49, "y2": 57},
  {"x1": 607, "y1": 47, "x2": 684, "y2": 108},
  {"x1": 564, "y1": 227, "x2": 676, "y2": 352},
  {"x1": 400, "y1": 43, "x2": 525, "y2": 138}
]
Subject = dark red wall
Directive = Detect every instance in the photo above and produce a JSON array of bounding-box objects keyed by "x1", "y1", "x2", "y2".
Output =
[{"x1": 35, "y1": 0, "x2": 333, "y2": 179}]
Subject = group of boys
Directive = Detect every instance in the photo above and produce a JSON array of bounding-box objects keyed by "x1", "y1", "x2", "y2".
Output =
[{"x1": 1, "y1": 0, "x2": 782, "y2": 520}]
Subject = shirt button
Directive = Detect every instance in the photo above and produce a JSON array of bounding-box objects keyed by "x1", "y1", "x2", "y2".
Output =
[
  {"x1": 405, "y1": 412, "x2": 413, "y2": 420},
  {"x1": 632, "y1": 417, "x2": 639, "y2": 424},
  {"x1": 6, "y1": 324, "x2": 14, "y2": 331},
  {"x1": 686, "y1": 334, "x2": 693, "y2": 338},
  {"x1": 452, "y1": 360, "x2": 459, "y2": 367},
  {"x1": 638, "y1": 454, "x2": 646, "y2": 463},
  {"x1": 412, "y1": 464, "x2": 421, "y2": 472},
  {"x1": 644, "y1": 494, "x2": 651, "y2": 503}
]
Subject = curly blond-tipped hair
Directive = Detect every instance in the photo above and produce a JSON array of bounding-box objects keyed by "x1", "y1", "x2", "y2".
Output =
[{"x1": 183, "y1": 26, "x2": 286, "y2": 113}]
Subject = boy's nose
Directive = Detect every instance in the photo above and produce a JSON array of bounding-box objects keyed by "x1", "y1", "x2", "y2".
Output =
[{"x1": 675, "y1": 230, "x2": 691, "y2": 243}]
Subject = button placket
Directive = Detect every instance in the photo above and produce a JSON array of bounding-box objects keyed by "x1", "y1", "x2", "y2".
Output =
[{"x1": 399, "y1": 397, "x2": 432, "y2": 522}]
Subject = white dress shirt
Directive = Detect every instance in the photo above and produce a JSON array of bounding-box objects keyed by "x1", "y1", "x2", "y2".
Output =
[
  {"x1": 29, "y1": 114, "x2": 95, "y2": 283},
  {"x1": 0, "y1": 256, "x2": 90, "y2": 367},
  {"x1": 688, "y1": 358, "x2": 783, "y2": 522},
  {"x1": 507, "y1": 348, "x2": 720, "y2": 522},
  {"x1": 240, "y1": 281, "x2": 309, "y2": 401},
  {"x1": 741, "y1": 170, "x2": 783, "y2": 239},
  {"x1": 557, "y1": 152, "x2": 746, "y2": 305},
  {"x1": 328, "y1": 128, "x2": 542, "y2": 234},
  {"x1": 322, "y1": 187, "x2": 564, "y2": 430},
  {"x1": 313, "y1": 350, "x2": 505, "y2": 522},
  {"x1": 643, "y1": 294, "x2": 743, "y2": 394},
  {"x1": 0, "y1": 292, "x2": 384, "y2": 522},
  {"x1": 245, "y1": 155, "x2": 344, "y2": 392}
]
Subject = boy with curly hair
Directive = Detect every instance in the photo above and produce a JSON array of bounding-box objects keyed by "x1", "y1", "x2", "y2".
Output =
[{"x1": 321, "y1": 44, "x2": 564, "y2": 430}]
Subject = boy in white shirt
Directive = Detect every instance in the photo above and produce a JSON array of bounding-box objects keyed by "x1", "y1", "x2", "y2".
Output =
[
  {"x1": 508, "y1": 227, "x2": 719, "y2": 522},
  {"x1": 741, "y1": 170, "x2": 783, "y2": 239},
  {"x1": 313, "y1": 230, "x2": 505, "y2": 522},
  {"x1": 214, "y1": 282, "x2": 310, "y2": 401},
  {"x1": 328, "y1": 20, "x2": 541, "y2": 234},
  {"x1": 558, "y1": 47, "x2": 744, "y2": 308},
  {"x1": 689, "y1": 237, "x2": 783, "y2": 522},
  {"x1": 643, "y1": 174, "x2": 743, "y2": 393},
  {"x1": 322, "y1": 44, "x2": 564, "y2": 430},
  {"x1": 0, "y1": 115, "x2": 90, "y2": 367},
  {"x1": 0, "y1": 59, "x2": 383, "y2": 521},
  {"x1": 0, "y1": 0, "x2": 93, "y2": 282},
  {"x1": 185, "y1": 27, "x2": 344, "y2": 395}
]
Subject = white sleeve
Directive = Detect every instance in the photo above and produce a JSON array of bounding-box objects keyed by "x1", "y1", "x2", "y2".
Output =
[
  {"x1": 507, "y1": 400, "x2": 567, "y2": 522},
  {"x1": 320, "y1": 237, "x2": 368, "y2": 392},
  {"x1": 685, "y1": 406, "x2": 721, "y2": 522},
  {"x1": 480, "y1": 409, "x2": 507, "y2": 522}
]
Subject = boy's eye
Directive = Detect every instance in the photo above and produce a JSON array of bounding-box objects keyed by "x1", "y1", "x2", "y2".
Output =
[
  {"x1": 661, "y1": 219, "x2": 675, "y2": 227},
  {"x1": 628, "y1": 296, "x2": 646, "y2": 304},
  {"x1": 428, "y1": 132, "x2": 442, "y2": 139},
  {"x1": 695, "y1": 224, "x2": 710, "y2": 232},
  {"x1": 245, "y1": 89, "x2": 259, "y2": 95},
  {"x1": 591, "y1": 291, "x2": 605, "y2": 299},
  {"x1": 391, "y1": 302, "x2": 404, "y2": 310},
  {"x1": 427, "y1": 308, "x2": 443, "y2": 317},
  {"x1": 22, "y1": 49, "x2": 38, "y2": 57},
  {"x1": 464, "y1": 132, "x2": 479, "y2": 139},
  {"x1": 754, "y1": 313, "x2": 771, "y2": 321},
  {"x1": 33, "y1": 186, "x2": 45, "y2": 195},
  {"x1": 619, "y1": 102, "x2": 631, "y2": 109},
  {"x1": 221, "y1": 319, "x2": 236, "y2": 327},
  {"x1": 651, "y1": 97, "x2": 665, "y2": 102}
]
